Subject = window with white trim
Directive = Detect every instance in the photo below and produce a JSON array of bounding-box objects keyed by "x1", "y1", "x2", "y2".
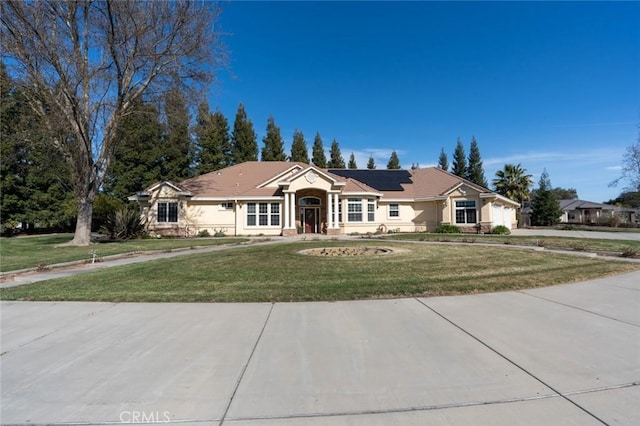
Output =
[
  {"x1": 338, "y1": 201, "x2": 342, "y2": 223},
  {"x1": 157, "y1": 202, "x2": 178, "y2": 223},
  {"x1": 247, "y1": 202, "x2": 280, "y2": 227},
  {"x1": 219, "y1": 202, "x2": 234, "y2": 210},
  {"x1": 347, "y1": 198, "x2": 362, "y2": 222},
  {"x1": 247, "y1": 203, "x2": 257, "y2": 226},
  {"x1": 455, "y1": 200, "x2": 477, "y2": 224},
  {"x1": 389, "y1": 204, "x2": 399, "y2": 218},
  {"x1": 270, "y1": 203, "x2": 280, "y2": 226},
  {"x1": 367, "y1": 199, "x2": 375, "y2": 222}
]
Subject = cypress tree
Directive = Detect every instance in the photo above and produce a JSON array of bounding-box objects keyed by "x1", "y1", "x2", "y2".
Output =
[
  {"x1": 530, "y1": 169, "x2": 563, "y2": 226},
  {"x1": 387, "y1": 150, "x2": 401, "y2": 169},
  {"x1": 104, "y1": 98, "x2": 163, "y2": 201},
  {"x1": 290, "y1": 129, "x2": 309, "y2": 163},
  {"x1": 451, "y1": 138, "x2": 466, "y2": 177},
  {"x1": 162, "y1": 87, "x2": 192, "y2": 180},
  {"x1": 194, "y1": 103, "x2": 232, "y2": 174},
  {"x1": 311, "y1": 132, "x2": 327, "y2": 167},
  {"x1": 231, "y1": 103, "x2": 258, "y2": 163},
  {"x1": 438, "y1": 148, "x2": 449, "y2": 171},
  {"x1": 348, "y1": 153, "x2": 357, "y2": 169},
  {"x1": 327, "y1": 139, "x2": 345, "y2": 168},
  {"x1": 367, "y1": 156, "x2": 376, "y2": 169},
  {"x1": 466, "y1": 136, "x2": 488, "y2": 187},
  {"x1": 261, "y1": 115, "x2": 286, "y2": 161}
]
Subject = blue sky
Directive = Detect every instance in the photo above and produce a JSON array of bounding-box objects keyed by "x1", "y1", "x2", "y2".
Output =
[{"x1": 207, "y1": 1, "x2": 639, "y2": 202}]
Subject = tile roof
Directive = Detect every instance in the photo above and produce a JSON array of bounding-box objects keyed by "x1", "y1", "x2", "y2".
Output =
[
  {"x1": 146, "y1": 162, "x2": 506, "y2": 202},
  {"x1": 180, "y1": 162, "x2": 307, "y2": 198}
]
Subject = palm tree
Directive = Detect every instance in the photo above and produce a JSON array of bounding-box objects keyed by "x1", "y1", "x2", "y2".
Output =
[{"x1": 492, "y1": 163, "x2": 533, "y2": 209}]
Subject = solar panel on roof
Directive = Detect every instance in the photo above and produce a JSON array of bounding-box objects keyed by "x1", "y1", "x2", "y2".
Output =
[{"x1": 328, "y1": 169, "x2": 413, "y2": 191}]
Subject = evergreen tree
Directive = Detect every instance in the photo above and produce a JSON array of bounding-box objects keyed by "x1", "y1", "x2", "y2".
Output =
[
  {"x1": 261, "y1": 115, "x2": 286, "y2": 161},
  {"x1": 290, "y1": 129, "x2": 309, "y2": 163},
  {"x1": 387, "y1": 150, "x2": 401, "y2": 169},
  {"x1": 530, "y1": 169, "x2": 563, "y2": 226},
  {"x1": 348, "y1": 153, "x2": 357, "y2": 169},
  {"x1": 1, "y1": 63, "x2": 75, "y2": 232},
  {"x1": 194, "y1": 103, "x2": 232, "y2": 174},
  {"x1": 466, "y1": 137, "x2": 488, "y2": 187},
  {"x1": 162, "y1": 87, "x2": 192, "y2": 181},
  {"x1": 311, "y1": 132, "x2": 327, "y2": 167},
  {"x1": 367, "y1": 156, "x2": 376, "y2": 169},
  {"x1": 103, "y1": 98, "x2": 164, "y2": 201},
  {"x1": 438, "y1": 148, "x2": 449, "y2": 171},
  {"x1": 451, "y1": 138, "x2": 466, "y2": 177},
  {"x1": 231, "y1": 103, "x2": 258, "y2": 164},
  {"x1": 327, "y1": 139, "x2": 345, "y2": 168}
]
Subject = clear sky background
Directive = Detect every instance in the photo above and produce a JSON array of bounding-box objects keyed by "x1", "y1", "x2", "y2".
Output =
[{"x1": 207, "y1": 1, "x2": 639, "y2": 203}]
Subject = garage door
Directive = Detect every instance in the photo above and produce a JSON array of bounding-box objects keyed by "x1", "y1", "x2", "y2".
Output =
[
  {"x1": 504, "y1": 207, "x2": 512, "y2": 229},
  {"x1": 493, "y1": 205, "x2": 504, "y2": 228}
]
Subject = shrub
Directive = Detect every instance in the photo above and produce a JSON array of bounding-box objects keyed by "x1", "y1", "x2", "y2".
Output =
[
  {"x1": 621, "y1": 246, "x2": 639, "y2": 258},
  {"x1": 434, "y1": 224, "x2": 461, "y2": 234},
  {"x1": 198, "y1": 229, "x2": 211, "y2": 238},
  {"x1": 491, "y1": 225, "x2": 511, "y2": 235},
  {"x1": 102, "y1": 206, "x2": 146, "y2": 240}
]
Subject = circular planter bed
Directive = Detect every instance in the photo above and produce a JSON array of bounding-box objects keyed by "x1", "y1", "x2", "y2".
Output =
[{"x1": 298, "y1": 246, "x2": 396, "y2": 257}]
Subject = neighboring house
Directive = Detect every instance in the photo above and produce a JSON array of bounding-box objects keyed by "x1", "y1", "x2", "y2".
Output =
[
  {"x1": 559, "y1": 199, "x2": 635, "y2": 224},
  {"x1": 521, "y1": 199, "x2": 636, "y2": 226},
  {"x1": 129, "y1": 161, "x2": 519, "y2": 237}
]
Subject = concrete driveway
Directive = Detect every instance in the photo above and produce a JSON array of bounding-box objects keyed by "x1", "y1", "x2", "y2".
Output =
[{"x1": 2, "y1": 271, "x2": 639, "y2": 425}]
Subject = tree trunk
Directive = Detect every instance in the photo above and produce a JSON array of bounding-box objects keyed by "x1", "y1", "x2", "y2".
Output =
[{"x1": 69, "y1": 196, "x2": 93, "y2": 246}]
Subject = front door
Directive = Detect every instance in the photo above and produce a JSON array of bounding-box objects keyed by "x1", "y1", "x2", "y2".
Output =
[{"x1": 304, "y1": 208, "x2": 317, "y2": 233}]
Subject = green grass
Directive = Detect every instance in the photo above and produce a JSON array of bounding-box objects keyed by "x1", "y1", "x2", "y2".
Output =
[
  {"x1": 0, "y1": 234, "x2": 247, "y2": 272},
  {"x1": 382, "y1": 233, "x2": 640, "y2": 255},
  {"x1": 2, "y1": 241, "x2": 638, "y2": 303}
]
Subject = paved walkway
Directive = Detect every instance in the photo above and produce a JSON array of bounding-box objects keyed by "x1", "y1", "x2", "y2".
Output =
[{"x1": 2, "y1": 271, "x2": 639, "y2": 425}]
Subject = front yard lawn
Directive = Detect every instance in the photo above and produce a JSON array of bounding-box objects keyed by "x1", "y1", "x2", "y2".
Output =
[
  {"x1": 2, "y1": 241, "x2": 638, "y2": 303},
  {"x1": 382, "y1": 233, "x2": 640, "y2": 256},
  {"x1": 0, "y1": 234, "x2": 247, "y2": 272}
]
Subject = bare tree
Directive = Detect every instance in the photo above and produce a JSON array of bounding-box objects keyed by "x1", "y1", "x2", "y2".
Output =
[
  {"x1": 610, "y1": 131, "x2": 640, "y2": 193},
  {"x1": 1, "y1": 1, "x2": 225, "y2": 245}
]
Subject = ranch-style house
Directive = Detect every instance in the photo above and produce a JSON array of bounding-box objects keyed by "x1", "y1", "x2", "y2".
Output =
[{"x1": 129, "y1": 161, "x2": 519, "y2": 237}]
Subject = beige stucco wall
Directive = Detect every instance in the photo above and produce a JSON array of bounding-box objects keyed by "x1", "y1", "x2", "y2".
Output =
[
  {"x1": 412, "y1": 201, "x2": 442, "y2": 232},
  {"x1": 287, "y1": 171, "x2": 334, "y2": 192},
  {"x1": 183, "y1": 201, "x2": 236, "y2": 236},
  {"x1": 377, "y1": 201, "x2": 427, "y2": 233}
]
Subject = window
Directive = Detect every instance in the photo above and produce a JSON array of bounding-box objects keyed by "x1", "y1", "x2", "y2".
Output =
[
  {"x1": 270, "y1": 203, "x2": 280, "y2": 226},
  {"x1": 367, "y1": 199, "x2": 375, "y2": 222},
  {"x1": 247, "y1": 202, "x2": 280, "y2": 227},
  {"x1": 338, "y1": 201, "x2": 342, "y2": 223},
  {"x1": 455, "y1": 200, "x2": 477, "y2": 224},
  {"x1": 347, "y1": 198, "x2": 362, "y2": 222},
  {"x1": 389, "y1": 204, "x2": 399, "y2": 218},
  {"x1": 299, "y1": 197, "x2": 321, "y2": 206},
  {"x1": 157, "y1": 202, "x2": 178, "y2": 223},
  {"x1": 259, "y1": 203, "x2": 268, "y2": 226},
  {"x1": 220, "y1": 202, "x2": 234, "y2": 210},
  {"x1": 247, "y1": 203, "x2": 257, "y2": 226}
]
